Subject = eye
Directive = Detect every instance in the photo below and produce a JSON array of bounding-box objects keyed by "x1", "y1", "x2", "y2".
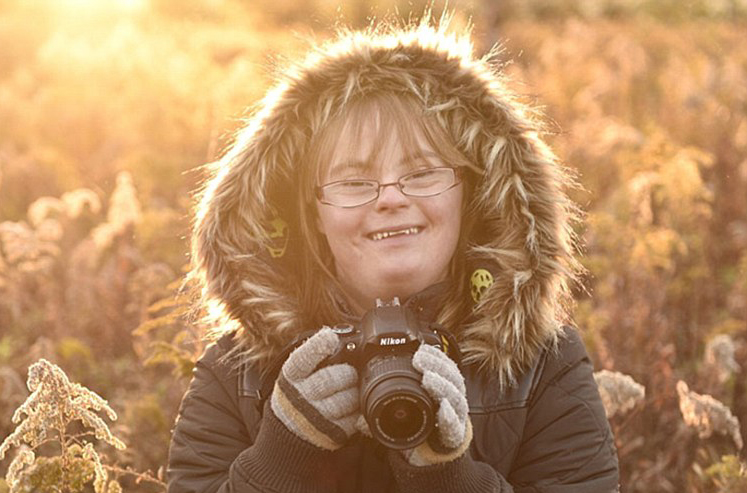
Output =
[
  {"x1": 402, "y1": 168, "x2": 442, "y2": 184},
  {"x1": 408, "y1": 169, "x2": 438, "y2": 179},
  {"x1": 338, "y1": 180, "x2": 374, "y2": 189},
  {"x1": 325, "y1": 180, "x2": 377, "y2": 197}
]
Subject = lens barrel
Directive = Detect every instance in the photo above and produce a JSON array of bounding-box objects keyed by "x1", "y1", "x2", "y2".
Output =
[{"x1": 362, "y1": 354, "x2": 434, "y2": 449}]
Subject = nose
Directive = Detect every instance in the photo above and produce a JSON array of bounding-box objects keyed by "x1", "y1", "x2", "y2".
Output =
[{"x1": 375, "y1": 181, "x2": 409, "y2": 210}]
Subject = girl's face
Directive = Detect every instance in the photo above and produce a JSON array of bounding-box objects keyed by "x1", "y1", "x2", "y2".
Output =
[{"x1": 315, "y1": 114, "x2": 463, "y2": 313}]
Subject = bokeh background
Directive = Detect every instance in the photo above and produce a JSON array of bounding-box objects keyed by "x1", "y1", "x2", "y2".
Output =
[{"x1": 1, "y1": 0, "x2": 746, "y2": 491}]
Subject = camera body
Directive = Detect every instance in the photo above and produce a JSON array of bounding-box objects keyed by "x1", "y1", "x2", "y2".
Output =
[{"x1": 323, "y1": 298, "x2": 455, "y2": 450}]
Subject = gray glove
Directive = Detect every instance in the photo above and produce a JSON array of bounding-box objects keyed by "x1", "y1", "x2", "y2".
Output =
[
  {"x1": 403, "y1": 343, "x2": 473, "y2": 466},
  {"x1": 270, "y1": 327, "x2": 361, "y2": 451}
]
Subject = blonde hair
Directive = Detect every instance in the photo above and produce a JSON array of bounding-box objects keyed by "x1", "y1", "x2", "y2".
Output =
[{"x1": 296, "y1": 91, "x2": 481, "y2": 333}]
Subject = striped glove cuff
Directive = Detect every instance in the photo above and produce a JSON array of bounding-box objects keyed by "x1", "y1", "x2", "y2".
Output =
[{"x1": 270, "y1": 328, "x2": 361, "y2": 451}]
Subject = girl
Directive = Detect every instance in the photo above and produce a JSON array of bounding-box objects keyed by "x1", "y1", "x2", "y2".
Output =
[{"x1": 167, "y1": 18, "x2": 619, "y2": 493}]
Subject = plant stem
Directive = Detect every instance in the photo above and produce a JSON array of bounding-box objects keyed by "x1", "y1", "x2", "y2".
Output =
[
  {"x1": 103, "y1": 464, "x2": 167, "y2": 490},
  {"x1": 57, "y1": 413, "x2": 71, "y2": 493}
]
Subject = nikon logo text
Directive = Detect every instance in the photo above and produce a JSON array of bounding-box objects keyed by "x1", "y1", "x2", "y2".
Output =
[{"x1": 380, "y1": 337, "x2": 406, "y2": 346}]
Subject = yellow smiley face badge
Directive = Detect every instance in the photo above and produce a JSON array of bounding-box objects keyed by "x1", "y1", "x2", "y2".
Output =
[{"x1": 470, "y1": 268, "x2": 494, "y2": 303}]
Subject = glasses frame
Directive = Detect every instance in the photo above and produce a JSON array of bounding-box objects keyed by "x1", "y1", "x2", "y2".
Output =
[{"x1": 315, "y1": 166, "x2": 464, "y2": 208}]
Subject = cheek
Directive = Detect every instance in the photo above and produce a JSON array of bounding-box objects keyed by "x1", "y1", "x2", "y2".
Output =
[
  {"x1": 315, "y1": 206, "x2": 360, "y2": 245},
  {"x1": 315, "y1": 207, "x2": 327, "y2": 234},
  {"x1": 315, "y1": 204, "x2": 336, "y2": 236},
  {"x1": 436, "y1": 189, "x2": 464, "y2": 239}
]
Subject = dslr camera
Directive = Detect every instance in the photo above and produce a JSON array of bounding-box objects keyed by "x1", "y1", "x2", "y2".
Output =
[{"x1": 322, "y1": 298, "x2": 459, "y2": 450}]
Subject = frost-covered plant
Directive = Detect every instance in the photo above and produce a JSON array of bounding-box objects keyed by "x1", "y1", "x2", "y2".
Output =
[
  {"x1": 91, "y1": 171, "x2": 142, "y2": 251},
  {"x1": 677, "y1": 380, "x2": 743, "y2": 450},
  {"x1": 593, "y1": 370, "x2": 646, "y2": 418},
  {"x1": 0, "y1": 359, "x2": 125, "y2": 493},
  {"x1": 704, "y1": 334, "x2": 740, "y2": 383},
  {"x1": 0, "y1": 221, "x2": 60, "y2": 275}
]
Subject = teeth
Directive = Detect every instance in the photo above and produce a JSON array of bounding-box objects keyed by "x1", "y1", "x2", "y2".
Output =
[{"x1": 371, "y1": 227, "x2": 420, "y2": 241}]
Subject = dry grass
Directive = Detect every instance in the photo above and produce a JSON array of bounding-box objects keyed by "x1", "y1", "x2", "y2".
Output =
[{"x1": 0, "y1": 0, "x2": 745, "y2": 491}]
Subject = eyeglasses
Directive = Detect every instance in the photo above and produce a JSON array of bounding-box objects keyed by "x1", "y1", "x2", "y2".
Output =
[{"x1": 315, "y1": 166, "x2": 464, "y2": 208}]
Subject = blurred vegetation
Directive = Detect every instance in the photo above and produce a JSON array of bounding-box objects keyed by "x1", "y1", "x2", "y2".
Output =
[{"x1": 0, "y1": 0, "x2": 745, "y2": 491}]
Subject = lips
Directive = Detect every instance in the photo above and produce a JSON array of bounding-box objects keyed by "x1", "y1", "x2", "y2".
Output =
[{"x1": 368, "y1": 226, "x2": 422, "y2": 241}]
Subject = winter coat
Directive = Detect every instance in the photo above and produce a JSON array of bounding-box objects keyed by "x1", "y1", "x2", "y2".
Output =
[
  {"x1": 167, "y1": 289, "x2": 618, "y2": 492},
  {"x1": 167, "y1": 18, "x2": 619, "y2": 493}
]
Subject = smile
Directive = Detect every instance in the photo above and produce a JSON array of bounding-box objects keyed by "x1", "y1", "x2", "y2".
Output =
[{"x1": 369, "y1": 227, "x2": 421, "y2": 241}]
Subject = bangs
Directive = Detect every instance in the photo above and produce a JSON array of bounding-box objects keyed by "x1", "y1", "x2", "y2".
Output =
[{"x1": 305, "y1": 92, "x2": 474, "y2": 191}]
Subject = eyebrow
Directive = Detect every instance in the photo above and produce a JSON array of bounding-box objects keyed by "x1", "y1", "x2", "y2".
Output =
[
  {"x1": 327, "y1": 150, "x2": 441, "y2": 177},
  {"x1": 399, "y1": 151, "x2": 441, "y2": 165},
  {"x1": 327, "y1": 160, "x2": 372, "y2": 178}
]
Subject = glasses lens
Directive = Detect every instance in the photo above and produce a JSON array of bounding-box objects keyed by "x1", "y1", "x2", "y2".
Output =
[
  {"x1": 400, "y1": 168, "x2": 457, "y2": 197},
  {"x1": 322, "y1": 180, "x2": 378, "y2": 207},
  {"x1": 318, "y1": 168, "x2": 460, "y2": 207}
]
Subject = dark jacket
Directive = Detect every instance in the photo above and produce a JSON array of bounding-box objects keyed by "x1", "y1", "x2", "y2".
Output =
[
  {"x1": 169, "y1": 17, "x2": 619, "y2": 493},
  {"x1": 167, "y1": 319, "x2": 618, "y2": 493}
]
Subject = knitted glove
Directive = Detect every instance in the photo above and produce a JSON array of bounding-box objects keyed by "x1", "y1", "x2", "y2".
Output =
[
  {"x1": 403, "y1": 343, "x2": 473, "y2": 466},
  {"x1": 270, "y1": 327, "x2": 361, "y2": 451}
]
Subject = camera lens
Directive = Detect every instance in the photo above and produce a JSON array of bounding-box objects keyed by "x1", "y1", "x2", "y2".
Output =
[
  {"x1": 378, "y1": 395, "x2": 425, "y2": 441},
  {"x1": 362, "y1": 355, "x2": 434, "y2": 449}
]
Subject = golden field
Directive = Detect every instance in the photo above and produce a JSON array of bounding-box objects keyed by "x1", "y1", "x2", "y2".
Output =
[{"x1": 0, "y1": 0, "x2": 746, "y2": 491}]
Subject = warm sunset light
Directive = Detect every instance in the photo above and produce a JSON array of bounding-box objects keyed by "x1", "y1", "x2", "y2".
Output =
[
  {"x1": 25, "y1": 0, "x2": 149, "y2": 20},
  {"x1": 1, "y1": 0, "x2": 746, "y2": 491},
  {"x1": 47, "y1": 0, "x2": 147, "y2": 11}
]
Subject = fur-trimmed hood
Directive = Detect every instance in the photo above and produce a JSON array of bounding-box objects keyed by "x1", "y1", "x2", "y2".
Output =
[{"x1": 191, "y1": 16, "x2": 581, "y2": 387}]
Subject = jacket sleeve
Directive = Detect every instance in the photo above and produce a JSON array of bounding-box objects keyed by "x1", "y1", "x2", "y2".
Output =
[
  {"x1": 386, "y1": 327, "x2": 619, "y2": 493},
  {"x1": 167, "y1": 342, "x2": 342, "y2": 493},
  {"x1": 508, "y1": 327, "x2": 620, "y2": 492},
  {"x1": 387, "y1": 446, "x2": 515, "y2": 492}
]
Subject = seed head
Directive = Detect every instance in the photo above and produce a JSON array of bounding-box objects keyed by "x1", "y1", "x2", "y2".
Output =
[
  {"x1": 593, "y1": 370, "x2": 645, "y2": 418},
  {"x1": 704, "y1": 334, "x2": 740, "y2": 382},
  {"x1": 677, "y1": 380, "x2": 743, "y2": 450}
]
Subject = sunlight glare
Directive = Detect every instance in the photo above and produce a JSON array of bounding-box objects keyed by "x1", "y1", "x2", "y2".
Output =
[{"x1": 52, "y1": 0, "x2": 147, "y2": 13}]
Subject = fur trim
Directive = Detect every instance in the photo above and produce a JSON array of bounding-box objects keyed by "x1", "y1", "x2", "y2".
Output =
[{"x1": 191, "y1": 14, "x2": 581, "y2": 388}]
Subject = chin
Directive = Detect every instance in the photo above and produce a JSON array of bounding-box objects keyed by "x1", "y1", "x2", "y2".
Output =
[{"x1": 372, "y1": 274, "x2": 430, "y2": 300}]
